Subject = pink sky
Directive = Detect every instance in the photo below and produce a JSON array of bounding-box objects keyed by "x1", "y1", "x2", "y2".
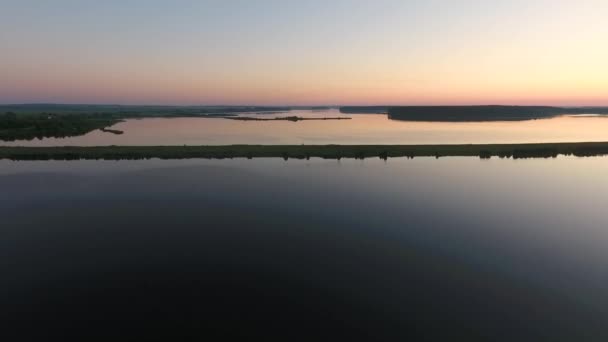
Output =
[{"x1": 2, "y1": 1, "x2": 608, "y2": 106}]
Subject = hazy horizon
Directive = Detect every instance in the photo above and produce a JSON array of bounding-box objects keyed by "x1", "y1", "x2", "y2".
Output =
[{"x1": 3, "y1": 102, "x2": 608, "y2": 108}]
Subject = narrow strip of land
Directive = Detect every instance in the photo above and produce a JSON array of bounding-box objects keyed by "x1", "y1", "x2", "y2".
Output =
[
  {"x1": 2, "y1": 142, "x2": 608, "y2": 160},
  {"x1": 223, "y1": 116, "x2": 351, "y2": 122},
  {"x1": 100, "y1": 128, "x2": 124, "y2": 135}
]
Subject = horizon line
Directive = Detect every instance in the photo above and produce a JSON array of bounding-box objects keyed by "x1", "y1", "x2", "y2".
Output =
[{"x1": 2, "y1": 103, "x2": 608, "y2": 108}]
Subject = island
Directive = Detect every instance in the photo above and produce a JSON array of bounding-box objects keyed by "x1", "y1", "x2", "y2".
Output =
[{"x1": 223, "y1": 116, "x2": 351, "y2": 122}]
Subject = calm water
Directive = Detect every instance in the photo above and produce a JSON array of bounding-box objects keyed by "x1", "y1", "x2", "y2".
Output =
[
  {"x1": 5, "y1": 109, "x2": 608, "y2": 146},
  {"x1": 2, "y1": 156, "x2": 608, "y2": 340}
]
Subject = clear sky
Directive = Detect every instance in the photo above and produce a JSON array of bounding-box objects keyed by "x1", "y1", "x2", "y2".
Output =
[{"x1": 1, "y1": 0, "x2": 607, "y2": 106}]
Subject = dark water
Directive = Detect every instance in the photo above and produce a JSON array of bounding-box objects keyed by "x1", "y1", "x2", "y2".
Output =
[{"x1": 2, "y1": 157, "x2": 608, "y2": 340}]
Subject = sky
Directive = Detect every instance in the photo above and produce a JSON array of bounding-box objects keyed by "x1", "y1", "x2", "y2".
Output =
[{"x1": 1, "y1": 0, "x2": 608, "y2": 106}]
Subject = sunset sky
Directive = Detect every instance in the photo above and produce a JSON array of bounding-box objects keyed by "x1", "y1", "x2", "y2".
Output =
[{"x1": 2, "y1": 0, "x2": 608, "y2": 106}]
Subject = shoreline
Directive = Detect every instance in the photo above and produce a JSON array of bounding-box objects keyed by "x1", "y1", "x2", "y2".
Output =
[{"x1": 2, "y1": 142, "x2": 608, "y2": 160}]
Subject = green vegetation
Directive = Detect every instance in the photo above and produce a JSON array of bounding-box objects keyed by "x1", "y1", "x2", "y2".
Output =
[
  {"x1": 387, "y1": 105, "x2": 608, "y2": 122},
  {"x1": 0, "y1": 112, "x2": 119, "y2": 141},
  {"x1": 2, "y1": 142, "x2": 608, "y2": 161},
  {"x1": 0, "y1": 104, "x2": 293, "y2": 141},
  {"x1": 224, "y1": 116, "x2": 351, "y2": 122}
]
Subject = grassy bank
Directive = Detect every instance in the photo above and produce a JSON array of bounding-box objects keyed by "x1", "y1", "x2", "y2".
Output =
[{"x1": 2, "y1": 142, "x2": 608, "y2": 161}]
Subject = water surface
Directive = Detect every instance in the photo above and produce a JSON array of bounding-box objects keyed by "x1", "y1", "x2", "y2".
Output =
[
  {"x1": 5, "y1": 109, "x2": 608, "y2": 146},
  {"x1": 1, "y1": 156, "x2": 608, "y2": 340}
]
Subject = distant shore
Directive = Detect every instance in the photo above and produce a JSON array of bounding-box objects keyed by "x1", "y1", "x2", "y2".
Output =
[
  {"x1": 2, "y1": 142, "x2": 608, "y2": 161},
  {"x1": 387, "y1": 105, "x2": 608, "y2": 121}
]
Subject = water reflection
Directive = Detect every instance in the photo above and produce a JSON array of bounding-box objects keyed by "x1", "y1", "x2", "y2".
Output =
[
  {"x1": 1, "y1": 157, "x2": 608, "y2": 339},
  {"x1": 4, "y1": 110, "x2": 608, "y2": 146}
]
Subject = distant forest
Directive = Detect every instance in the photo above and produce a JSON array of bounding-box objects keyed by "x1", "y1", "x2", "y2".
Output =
[
  {"x1": 386, "y1": 105, "x2": 608, "y2": 122},
  {"x1": 339, "y1": 106, "x2": 388, "y2": 114},
  {"x1": 0, "y1": 104, "x2": 290, "y2": 117}
]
